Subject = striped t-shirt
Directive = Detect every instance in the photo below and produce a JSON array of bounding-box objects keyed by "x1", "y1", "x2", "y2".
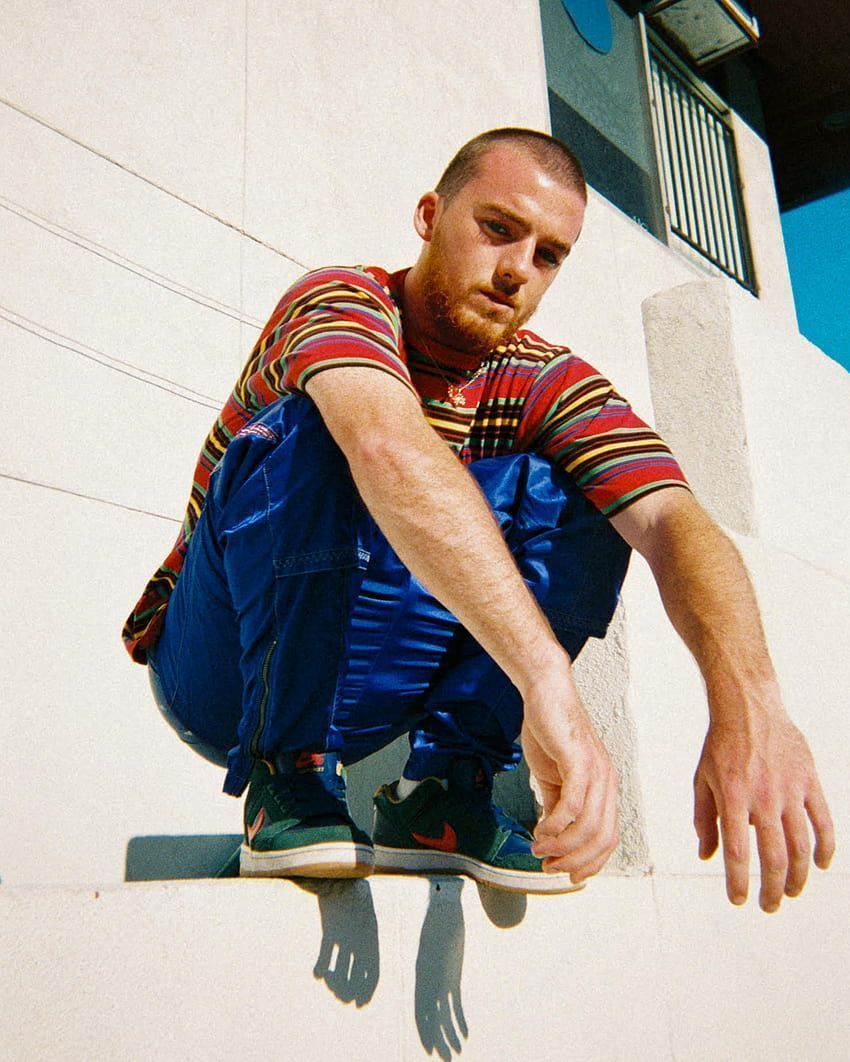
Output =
[{"x1": 123, "y1": 264, "x2": 688, "y2": 662}]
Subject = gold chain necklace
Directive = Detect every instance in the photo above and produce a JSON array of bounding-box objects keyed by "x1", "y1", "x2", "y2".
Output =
[
  {"x1": 417, "y1": 346, "x2": 488, "y2": 408},
  {"x1": 397, "y1": 282, "x2": 488, "y2": 407}
]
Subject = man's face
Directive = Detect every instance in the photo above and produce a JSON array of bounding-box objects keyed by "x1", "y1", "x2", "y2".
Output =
[{"x1": 414, "y1": 144, "x2": 586, "y2": 354}]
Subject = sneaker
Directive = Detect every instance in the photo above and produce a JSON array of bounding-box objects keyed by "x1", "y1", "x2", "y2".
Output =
[
  {"x1": 372, "y1": 758, "x2": 581, "y2": 894},
  {"x1": 239, "y1": 752, "x2": 374, "y2": 878}
]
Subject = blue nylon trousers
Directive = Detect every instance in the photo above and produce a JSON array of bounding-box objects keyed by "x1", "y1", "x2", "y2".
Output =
[{"x1": 148, "y1": 395, "x2": 631, "y2": 797}]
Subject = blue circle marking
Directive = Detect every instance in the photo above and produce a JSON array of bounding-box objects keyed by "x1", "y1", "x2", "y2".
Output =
[{"x1": 560, "y1": 0, "x2": 613, "y2": 55}]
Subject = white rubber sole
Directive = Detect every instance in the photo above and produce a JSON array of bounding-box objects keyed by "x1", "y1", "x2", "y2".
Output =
[
  {"x1": 373, "y1": 845, "x2": 584, "y2": 895},
  {"x1": 239, "y1": 842, "x2": 374, "y2": 879}
]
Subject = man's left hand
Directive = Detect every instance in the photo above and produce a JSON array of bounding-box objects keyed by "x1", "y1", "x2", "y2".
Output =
[{"x1": 693, "y1": 706, "x2": 835, "y2": 912}]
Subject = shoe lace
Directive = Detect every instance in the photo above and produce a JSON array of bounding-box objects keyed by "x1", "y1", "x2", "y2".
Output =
[{"x1": 270, "y1": 769, "x2": 349, "y2": 824}]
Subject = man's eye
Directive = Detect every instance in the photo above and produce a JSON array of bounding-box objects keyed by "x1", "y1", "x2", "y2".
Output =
[
  {"x1": 484, "y1": 220, "x2": 509, "y2": 237},
  {"x1": 538, "y1": 249, "x2": 561, "y2": 267}
]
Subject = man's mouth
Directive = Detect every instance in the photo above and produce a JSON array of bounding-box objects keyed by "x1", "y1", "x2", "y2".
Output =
[{"x1": 480, "y1": 289, "x2": 515, "y2": 310}]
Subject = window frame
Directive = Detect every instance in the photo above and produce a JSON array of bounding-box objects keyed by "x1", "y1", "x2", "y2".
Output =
[{"x1": 639, "y1": 20, "x2": 757, "y2": 292}]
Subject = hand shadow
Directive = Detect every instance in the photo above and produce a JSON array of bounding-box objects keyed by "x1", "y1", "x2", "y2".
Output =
[
  {"x1": 295, "y1": 879, "x2": 380, "y2": 1007},
  {"x1": 415, "y1": 878, "x2": 469, "y2": 1060}
]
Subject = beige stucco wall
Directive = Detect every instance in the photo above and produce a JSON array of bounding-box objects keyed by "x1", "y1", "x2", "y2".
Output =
[
  {"x1": 1, "y1": 1, "x2": 847, "y2": 1058},
  {"x1": 3, "y1": 875, "x2": 849, "y2": 1062}
]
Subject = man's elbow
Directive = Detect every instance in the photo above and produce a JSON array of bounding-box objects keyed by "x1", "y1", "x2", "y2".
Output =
[
  {"x1": 613, "y1": 488, "x2": 726, "y2": 571},
  {"x1": 348, "y1": 423, "x2": 440, "y2": 483}
]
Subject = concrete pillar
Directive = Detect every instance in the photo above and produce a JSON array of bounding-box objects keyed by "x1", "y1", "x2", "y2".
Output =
[{"x1": 642, "y1": 278, "x2": 756, "y2": 533}]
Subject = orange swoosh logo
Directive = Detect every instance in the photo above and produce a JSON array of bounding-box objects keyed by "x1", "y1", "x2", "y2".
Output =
[
  {"x1": 246, "y1": 807, "x2": 267, "y2": 844},
  {"x1": 412, "y1": 822, "x2": 458, "y2": 853}
]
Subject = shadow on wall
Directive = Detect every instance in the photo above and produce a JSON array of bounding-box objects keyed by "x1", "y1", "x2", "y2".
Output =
[
  {"x1": 125, "y1": 833, "x2": 243, "y2": 880},
  {"x1": 125, "y1": 836, "x2": 527, "y2": 1060},
  {"x1": 297, "y1": 877, "x2": 527, "y2": 1060},
  {"x1": 125, "y1": 733, "x2": 535, "y2": 1058},
  {"x1": 296, "y1": 878, "x2": 381, "y2": 1008},
  {"x1": 414, "y1": 878, "x2": 468, "y2": 1058}
]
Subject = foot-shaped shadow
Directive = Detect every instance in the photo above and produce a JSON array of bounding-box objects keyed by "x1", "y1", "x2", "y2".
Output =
[
  {"x1": 415, "y1": 878, "x2": 468, "y2": 1060},
  {"x1": 295, "y1": 879, "x2": 380, "y2": 1007},
  {"x1": 474, "y1": 881, "x2": 527, "y2": 928}
]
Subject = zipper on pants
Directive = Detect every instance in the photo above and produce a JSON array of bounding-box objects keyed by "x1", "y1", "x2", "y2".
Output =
[{"x1": 249, "y1": 636, "x2": 278, "y2": 761}]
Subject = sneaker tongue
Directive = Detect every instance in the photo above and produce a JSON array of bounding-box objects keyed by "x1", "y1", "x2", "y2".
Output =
[
  {"x1": 447, "y1": 757, "x2": 490, "y2": 794},
  {"x1": 274, "y1": 750, "x2": 347, "y2": 810}
]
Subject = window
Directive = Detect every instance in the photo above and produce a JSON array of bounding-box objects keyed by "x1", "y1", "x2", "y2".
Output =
[{"x1": 647, "y1": 33, "x2": 755, "y2": 290}]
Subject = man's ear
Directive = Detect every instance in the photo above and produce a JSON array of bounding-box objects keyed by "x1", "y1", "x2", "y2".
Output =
[{"x1": 413, "y1": 192, "x2": 441, "y2": 241}]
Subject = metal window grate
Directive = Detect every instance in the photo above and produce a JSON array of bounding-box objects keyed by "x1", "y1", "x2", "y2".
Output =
[{"x1": 648, "y1": 38, "x2": 755, "y2": 290}]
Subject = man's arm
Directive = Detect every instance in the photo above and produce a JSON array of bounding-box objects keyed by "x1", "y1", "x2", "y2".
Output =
[
  {"x1": 306, "y1": 366, "x2": 619, "y2": 883},
  {"x1": 610, "y1": 487, "x2": 835, "y2": 911}
]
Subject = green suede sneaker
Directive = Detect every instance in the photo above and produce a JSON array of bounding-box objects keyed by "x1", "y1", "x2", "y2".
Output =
[
  {"x1": 240, "y1": 752, "x2": 373, "y2": 878},
  {"x1": 372, "y1": 758, "x2": 581, "y2": 894}
]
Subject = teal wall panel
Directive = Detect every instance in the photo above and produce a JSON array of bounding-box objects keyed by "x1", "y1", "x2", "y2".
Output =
[{"x1": 540, "y1": 0, "x2": 665, "y2": 237}]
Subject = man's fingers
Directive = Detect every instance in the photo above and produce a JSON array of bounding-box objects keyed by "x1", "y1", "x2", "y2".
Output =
[
  {"x1": 549, "y1": 835, "x2": 615, "y2": 884},
  {"x1": 522, "y1": 724, "x2": 584, "y2": 831},
  {"x1": 719, "y1": 812, "x2": 750, "y2": 906},
  {"x1": 534, "y1": 773, "x2": 590, "y2": 842},
  {"x1": 754, "y1": 818, "x2": 788, "y2": 913},
  {"x1": 694, "y1": 719, "x2": 834, "y2": 910},
  {"x1": 806, "y1": 788, "x2": 836, "y2": 870},
  {"x1": 693, "y1": 776, "x2": 719, "y2": 860},
  {"x1": 537, "y1": 770, "x2": 619, "y2": 879},
  {"x1": 534, "y1": 778, "x2": 565, "y2": 824},
  {"x1": 781, "y1": 808, "x2": 811, "y2": 898},
  {"x1": 533, "y1": 760, "x2": 608, "y2": 851}
]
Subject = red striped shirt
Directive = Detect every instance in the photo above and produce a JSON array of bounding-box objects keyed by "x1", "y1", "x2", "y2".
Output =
[{"x1": 123, "y1": 265, "x2": 687, "y2": 661}]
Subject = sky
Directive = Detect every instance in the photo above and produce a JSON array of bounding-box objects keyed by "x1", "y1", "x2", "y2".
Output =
[{"x1": 780, "y1": 185, "x2": 850, "y2": 374}]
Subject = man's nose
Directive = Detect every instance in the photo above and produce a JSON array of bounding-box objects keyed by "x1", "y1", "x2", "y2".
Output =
[{"x1": 496, "y1": 240, "x2": 533, "y2": 287}]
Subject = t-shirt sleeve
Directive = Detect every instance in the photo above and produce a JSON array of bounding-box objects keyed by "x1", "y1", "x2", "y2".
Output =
[
  {"x1": 257, "y1": 266, "x2": 415, "y2": 395},
  {"x1": 518, "y1": 352, "x2": 690, "y2": 516}
]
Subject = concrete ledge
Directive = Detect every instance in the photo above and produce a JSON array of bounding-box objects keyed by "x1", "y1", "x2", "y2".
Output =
[{"x1": 2, "y1": 873, "x2": 847, "y2": 1061}]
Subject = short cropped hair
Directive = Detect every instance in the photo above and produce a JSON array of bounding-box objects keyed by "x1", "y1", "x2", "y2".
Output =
[{"x1": 435, "y1": 128, "x2": 587, "y2": 203}]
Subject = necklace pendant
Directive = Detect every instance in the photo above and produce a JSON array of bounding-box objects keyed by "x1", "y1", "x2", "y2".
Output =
[{"x1": 447, "y1": 384, "x2": 466, "y2": 408}]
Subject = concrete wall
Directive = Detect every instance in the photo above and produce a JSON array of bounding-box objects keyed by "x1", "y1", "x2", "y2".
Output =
[{"x1": 1, "y1": 1, "x2": 847, "y2": 1058}]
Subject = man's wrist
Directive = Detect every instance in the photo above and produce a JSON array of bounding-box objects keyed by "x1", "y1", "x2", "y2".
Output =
[
  {"x1": 516, "y1": 643, "x2": 578, "y2": 704},
  {"x1": 705, "y1": 670, "x2": 785, "y2": 727}
]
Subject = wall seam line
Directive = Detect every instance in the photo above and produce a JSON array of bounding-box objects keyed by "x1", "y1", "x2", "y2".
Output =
[
  {"x1": 650, "y1": 874, "x2": 678, "y2": 1061},
  {"x1": 0, "y1": 95, "x2": 309, "y2": 270},
  {"x1": 0, "y1": 196, "x2": 263, "y2": 328},
  {"x1": 0, "y1": 307, "x2": 221, "y2": 408},
  {"x1": 0, "y1": 472, "x2": 179, "y2": 523}
]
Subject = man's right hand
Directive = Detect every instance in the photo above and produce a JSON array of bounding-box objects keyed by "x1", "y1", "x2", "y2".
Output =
[{"x1": 522, "y1": 664, "x2": 620, "y2": 884}]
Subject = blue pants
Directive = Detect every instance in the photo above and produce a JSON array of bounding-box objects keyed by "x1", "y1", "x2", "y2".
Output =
[{"x1": 148, "y1": 396, "x2": 631, "y2": 797}]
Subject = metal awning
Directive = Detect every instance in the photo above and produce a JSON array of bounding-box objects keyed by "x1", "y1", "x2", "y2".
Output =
[{"x1": 643, "y1": 0, "x2": 759, "y2": 67}]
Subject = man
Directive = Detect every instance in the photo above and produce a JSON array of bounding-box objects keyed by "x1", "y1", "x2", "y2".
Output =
[{"x1": 124, "y1": 128, "x2": 834, "y2": 910}]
